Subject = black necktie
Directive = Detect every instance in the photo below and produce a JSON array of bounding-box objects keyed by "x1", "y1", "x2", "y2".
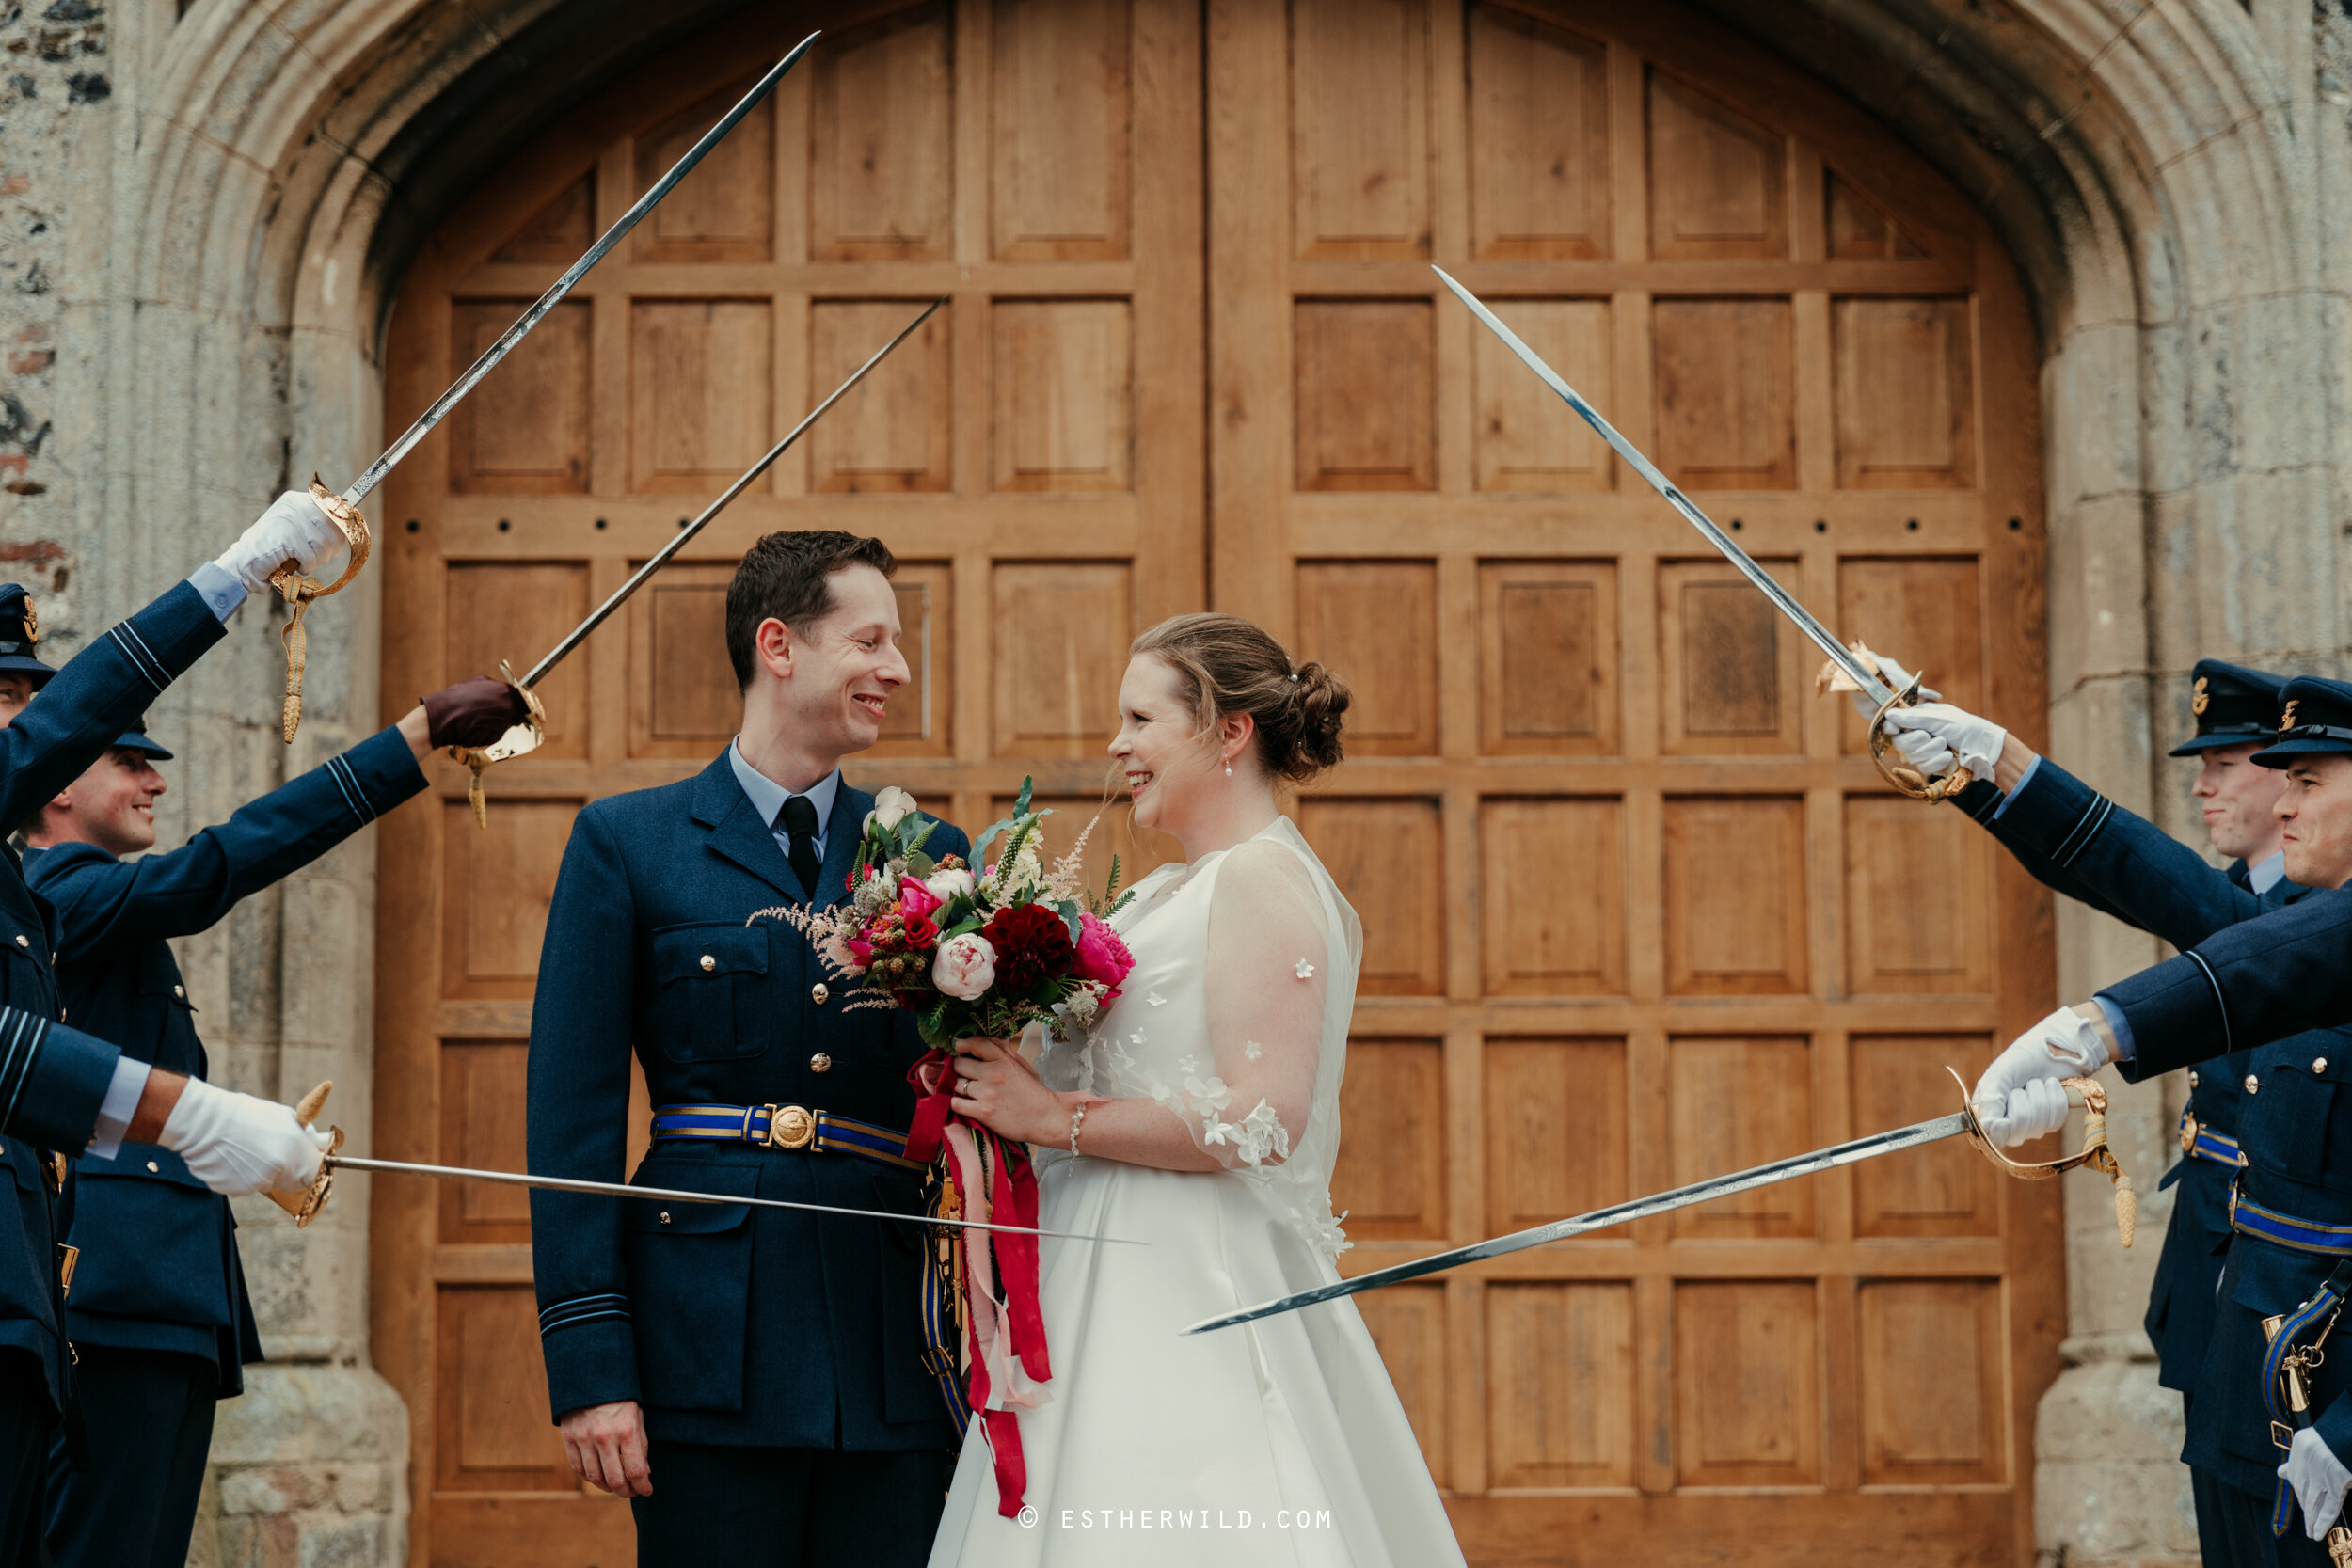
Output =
[{"x1": 782, "y1": 794, "x2": 822, "y2": 900}]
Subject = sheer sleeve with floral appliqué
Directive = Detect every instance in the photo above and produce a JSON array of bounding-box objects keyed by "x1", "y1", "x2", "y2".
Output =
[{"x1": 1147, "y1": 836, "x2": 1332, "y2": 1170}]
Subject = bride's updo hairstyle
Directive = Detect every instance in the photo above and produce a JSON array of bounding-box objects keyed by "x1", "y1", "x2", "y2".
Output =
[{"x1": 1130, "y1": 613, "x2": 1351, "y2": 783}]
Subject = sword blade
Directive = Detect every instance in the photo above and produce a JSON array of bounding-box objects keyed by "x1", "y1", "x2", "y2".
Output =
[
  {"x1": 340, "y1": 35, "x2": 821, "y2": 508},
  {"x1": 326, "y1": 1152, "x2": 1145, "y2": 1245},
  {"x1": 1183, "y1": 1111, "x2": 1971, "y2": 1334},
  {"x1": 517, "y1": 295, "x2": 946, "y2": 689},
  {"x1": 1432, "y1": 265, "x2": 1894, "y2": 706}
]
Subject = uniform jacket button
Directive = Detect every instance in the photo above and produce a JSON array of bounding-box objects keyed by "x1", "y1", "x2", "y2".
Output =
[
  {"x1": 2246, "y1": 1074, "x2": 2262, "y2": 1094},
  {"x1": 145, "y1": 1161, "x2": 158, "y2": 1173},
  {"x1": 659, "y1": 1212, "x2": 672, "y2": 1226},
  {"x1": 2319, "y1": 1058, "x2": 2331, "y2": 1075},
  {"x1": 700, "y1": 955, "x2": 716, "y2": 973},
  {"x1": 13, "y1": 935, "x2": 25, "y2": 949},
  {"x1": 172, "y1": 985, "x2": 184, "y2": 999},
  {"x1": 810, "y1": 1053, "x2": 832, "y2": 1073},
  {"x1": 811, "y1": 982, "x2": 829, "y2": 1006}
]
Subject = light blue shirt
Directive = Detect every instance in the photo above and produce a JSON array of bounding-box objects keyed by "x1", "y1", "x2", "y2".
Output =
[
  {"x1": 2249, "y1": 849, "x2": 2287, "y2": 896},
  {"x1": 189, "y1": 562, "x2": 248, "y2": 622},
  {"x1": 726, "y1": 738, "x2": 840, "y2": 868}
]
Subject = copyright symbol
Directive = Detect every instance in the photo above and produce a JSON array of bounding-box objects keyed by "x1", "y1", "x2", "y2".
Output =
[{"x1": 1017, "y1": 1505, "x2": 1039, "y2": 1528}]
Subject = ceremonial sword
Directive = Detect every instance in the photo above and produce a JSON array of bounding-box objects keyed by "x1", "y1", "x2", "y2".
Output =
[
  {"x1": 273, "y1": 36, "x2": 822, "y2": 742},
  {"x1": 452, "y1": 295, "x2": 947, "y2": 825},
  {"x1": 1184, "y1": 1073, "x2": 2130, "y2": 1335},
  {"x1": 1430, "y1": 266, "x2": 1963, "y2": 801},
  {"x1": 261, "y1": 1084, "x2": 1140, "y2": 1246}
]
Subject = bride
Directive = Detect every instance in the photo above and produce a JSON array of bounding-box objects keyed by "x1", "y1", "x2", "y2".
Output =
[{"x1": 930, "y1": 613, "x2": 1465, "y2": 1566}]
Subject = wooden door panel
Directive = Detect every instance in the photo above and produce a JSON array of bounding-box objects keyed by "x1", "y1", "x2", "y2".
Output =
[
  {"x1": 379, "y1": 7, "x2": 1204, "y2": 1561},
  {"x1": 1208, "y1": 0, "x2": 2053, "y2": 1558}
]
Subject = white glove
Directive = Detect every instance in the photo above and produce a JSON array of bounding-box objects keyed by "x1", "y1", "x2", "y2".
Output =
[
  {"x1": 1879, "y1": 701, "x2": 2007, "y2": 781},
  {"x1": 1843, "y1": 649, "x2": 1942, "y2": 721},
  {"x1": 2280, "y1": 1425, "x2": 2352, "y2": 1539},
  {"x1": 1971, "y1": 1006, "x2": 2110, "y2": 1147},
  {"x1": 155, "y1": 1077, "x2": 332, "y2": 1196},
  {"x1": 212, "y1": 491, "x2": 346, "y2": 597}
]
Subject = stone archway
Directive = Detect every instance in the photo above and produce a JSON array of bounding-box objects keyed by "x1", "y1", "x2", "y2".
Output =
[{"x1": 29, "y1": 0, "x2": 2332, "y2": 1561}]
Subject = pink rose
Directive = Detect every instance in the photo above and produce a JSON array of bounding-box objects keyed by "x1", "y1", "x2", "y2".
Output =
[
  {"x1": 1073, "y1": 911, "x2": 1135, "y2": 1000},
  {"x1": 898, "y1": 874, "x2": 942, "y2": 919},
  {"x1": 932, "y1": 933, "x2": 997, "y2": 1001}
]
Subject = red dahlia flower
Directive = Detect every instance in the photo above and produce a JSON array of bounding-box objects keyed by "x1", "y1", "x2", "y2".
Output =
[{"x1": 980, "y1": 903, "x2": 1075, "y2": 994}]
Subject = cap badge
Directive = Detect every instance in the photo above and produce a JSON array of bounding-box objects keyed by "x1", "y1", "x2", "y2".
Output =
[
  {"x1": 20, "y1": 598, "x2": 38, "y2": 646},
  {"x1": 2191, "y1": 676, "x2": 2209, "y2": 716},
  {"x1": 2280, "y1": 700, "x2": 2300, "y2": 732}
]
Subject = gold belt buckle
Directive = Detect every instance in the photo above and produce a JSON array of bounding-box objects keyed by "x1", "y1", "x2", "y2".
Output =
[
  {"x1": 765, "y1": 1104, "x2": 817, "y2": 1150},
  {"x1": 2182, "y1": 1113, "x2": 2201, "y2": 1156}
]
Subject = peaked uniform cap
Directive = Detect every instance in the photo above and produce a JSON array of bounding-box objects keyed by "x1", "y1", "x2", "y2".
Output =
[
  {"x1": 111, "y1": 715, "x2": 171, "y2": 761},
  {"x1": 2169, "y1": 658, "x2": 2291, "y2": 756},
  {"x1": 0, "y1": 584, "x2": 56, "y2": 687},
  {"x1": 2251, "y1": 676, "x2": 2352, "y2": 767}
]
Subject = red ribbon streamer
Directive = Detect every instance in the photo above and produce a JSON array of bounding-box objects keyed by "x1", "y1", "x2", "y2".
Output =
[{"x1": 905, "y1": 1049, "x2": 1051, "y2": 1517}]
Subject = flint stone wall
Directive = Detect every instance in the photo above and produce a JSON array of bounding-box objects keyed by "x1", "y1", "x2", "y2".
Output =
[{"x1": 0, "y1": 0, "x2": 2347, "y2": 1562}]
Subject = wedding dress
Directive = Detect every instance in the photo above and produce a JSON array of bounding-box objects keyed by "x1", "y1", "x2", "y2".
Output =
[{"x1": 928, "y1": 816, "x2": 1465, "y2": 1566}]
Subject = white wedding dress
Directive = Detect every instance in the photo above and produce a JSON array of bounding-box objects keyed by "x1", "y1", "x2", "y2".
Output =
[{"x1": 928, "y1": 816, "x2": 1464, "y2": 1566}]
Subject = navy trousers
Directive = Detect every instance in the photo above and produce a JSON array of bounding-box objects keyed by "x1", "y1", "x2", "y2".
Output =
[
  {"x1": 42, "y1": 1348, "x2": 215, "y2": 1568},
  {"x1": 0, "y1": 1351, "x2": 47, "y2": 1568},
  {"x1": 631, "y1": 1442, "x2": 948, "y2": 1568},
  {"x1": 2202, "y1": 1467, "x2": 2337, "y2": 1567}
]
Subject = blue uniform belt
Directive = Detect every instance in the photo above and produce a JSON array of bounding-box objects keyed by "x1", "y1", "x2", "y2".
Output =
[
  {"x1": 650, "y1": 1102, "x2": 925, "y2": 1172},
  {"x1": 2180, "y1": 1110, "x2": 2248, "y2": 1168},
  {"x1": 2233, "y1": 1189, "x2": 2352, "y2": 1257}
]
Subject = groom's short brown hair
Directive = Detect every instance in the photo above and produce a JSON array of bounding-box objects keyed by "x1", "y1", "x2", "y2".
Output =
[{"x1": 725, "y1": 531, "x2": 897, "y2": 689}]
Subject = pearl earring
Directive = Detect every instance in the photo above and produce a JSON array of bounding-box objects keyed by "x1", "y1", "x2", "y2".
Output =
[{"x1": 1224, "y1": 761, "x2": 1233, "y2": 777}]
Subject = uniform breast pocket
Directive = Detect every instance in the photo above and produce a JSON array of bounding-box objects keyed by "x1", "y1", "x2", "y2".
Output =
[
  {"x1": 651, "y1": 924, "x2": 773, "y2": 1063},
  {"x1": 2249, "y1": 1046, "x2": 2352, "y2": 1192},
  {"x1": 136, "y1": 946, "x2": 194, "y2": 1010}
]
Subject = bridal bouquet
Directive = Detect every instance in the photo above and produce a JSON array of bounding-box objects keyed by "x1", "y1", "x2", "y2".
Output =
[{"x1": 755, "y1": 779, "x2": 1135, "y2": 1518}]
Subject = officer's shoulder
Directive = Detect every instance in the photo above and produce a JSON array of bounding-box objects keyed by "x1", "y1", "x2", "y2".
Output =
[
  {"x1": 19, "y1": 841, "x2": 120, "y2": 889},
  {"x1": 575, "y1": 773, "x2": 702, "y2": 833}
]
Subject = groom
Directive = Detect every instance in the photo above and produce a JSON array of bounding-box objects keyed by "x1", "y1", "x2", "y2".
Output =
[{"x1": 527, "y1": 531, "x2": 968, "y2": 1567}]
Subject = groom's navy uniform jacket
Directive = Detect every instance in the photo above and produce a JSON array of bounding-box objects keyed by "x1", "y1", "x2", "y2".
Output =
[
  {"x1": 0, "y1": 582, "x2": 228, "y2": 1418},
  {"x1": 24, "y1": 723, "x2": 426, "y2": 1389},
  {"x1": 527, "y1": 752, "x2": 967, "y2": 1452}
]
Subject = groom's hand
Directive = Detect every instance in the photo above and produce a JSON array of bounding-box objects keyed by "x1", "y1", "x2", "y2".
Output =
[{"x1": 560, "y1": 1400, "x2": 651, "y2": 1496}]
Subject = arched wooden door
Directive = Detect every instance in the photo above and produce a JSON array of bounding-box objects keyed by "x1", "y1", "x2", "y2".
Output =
[{"x1": 374, "y1": 2, "x2": 2056, "y2": 1563}]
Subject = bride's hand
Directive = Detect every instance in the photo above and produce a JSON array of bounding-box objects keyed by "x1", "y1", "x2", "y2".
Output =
[{"x1": 950, "y1": 1037, "x2": 1070, "y2": 1146}]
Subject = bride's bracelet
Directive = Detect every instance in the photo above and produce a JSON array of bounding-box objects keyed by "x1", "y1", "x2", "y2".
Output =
[{"x1": 1069, "y1": 1103, "x2": 1088, "y2": 1156}]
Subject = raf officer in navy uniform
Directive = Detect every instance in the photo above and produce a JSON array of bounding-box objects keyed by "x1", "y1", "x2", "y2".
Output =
[
  {"x1": 529, "y1": 531, "x2": 969, "y2": 1568},
  {"x1": 1860, "y1": 655, "x2": 2316, "y2": 1562},
  {"x1": 1969, "y1": 676, "x2": 2352, "y2": 1562},
  {"x1": 0, "y1": 493, "x2": 374, "y2": 1563},
  {"x1": 20, "y1": 673, "x2": 523, "y2": 1568}
]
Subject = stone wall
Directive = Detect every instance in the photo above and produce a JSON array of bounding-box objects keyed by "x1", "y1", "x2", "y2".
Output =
[{"x1": 1, "y1": 0, "x2": 2347, "y2": 1563}]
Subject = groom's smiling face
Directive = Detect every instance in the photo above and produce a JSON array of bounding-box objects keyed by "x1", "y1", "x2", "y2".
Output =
[{"x1": 779, "y1": 563, "x2": 908, "y2": 758}]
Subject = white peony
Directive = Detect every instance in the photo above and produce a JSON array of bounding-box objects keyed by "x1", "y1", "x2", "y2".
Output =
[
  {"x1": 867, "y1": 785, "x2": 918, "y2": 832},
  {"x1": 924, "y1": 866, "x2": 976, "y2": 904},
  {"x1": 932, "y1": 933, "x2": 997, "y2": 1000}
]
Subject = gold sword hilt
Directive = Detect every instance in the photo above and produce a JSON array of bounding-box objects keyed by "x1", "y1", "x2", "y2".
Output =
[
  {"x1": 446, "y1": 660, "x2": 548, "y2": 830},
  {"x1": 1952, "y1": 1069, "x2": 2135, "y2": 1246},
  {"x1": 1816, "y1": 643, "x2": 1975, "y2": 802},
  {"x1": 268, "y1": 480, "x2": 372, "y2": 743},
  {"x1": 263, "y1": 1080, "x2": 342, "y2": 1228}
]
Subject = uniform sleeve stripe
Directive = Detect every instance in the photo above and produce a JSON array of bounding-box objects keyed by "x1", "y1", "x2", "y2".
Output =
[
  {"x1": 2184, "y1": 950, "x2": 2233, "y2": 1054},
  {"x1": 0, "y1": 1010, "x2": 46, "y2": 1132},
  {"x1": 538, "y1": 1307, "x2": 631, "y2": 1337},
  {"x1": 106, "y1": 623, "x2": 168, "y2": 695},
  {"x1": 2053, "y1": 795, "x2": 2114, "y2": 868},
  {"x1": 325, "y1": 755, "x2": 373, "y2": 825}
]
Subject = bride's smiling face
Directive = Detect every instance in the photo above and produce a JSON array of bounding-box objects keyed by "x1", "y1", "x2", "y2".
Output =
[{"x1": 1111, "y1": 655, "x2": 1219, "y2": 833}]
